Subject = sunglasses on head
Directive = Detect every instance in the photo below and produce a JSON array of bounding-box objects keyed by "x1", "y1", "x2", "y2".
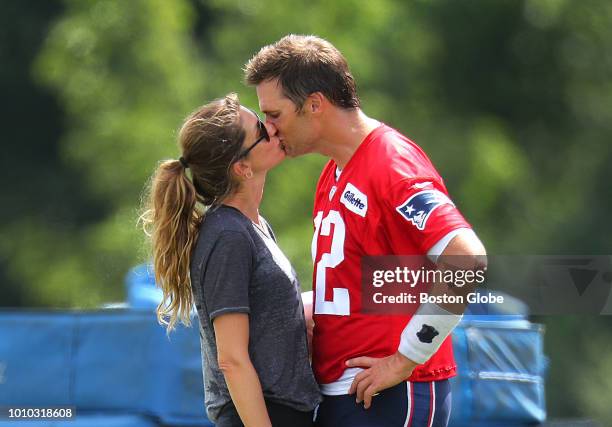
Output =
[{"x1": 238, "y1": 110, "x2": 270, "y2": 159}]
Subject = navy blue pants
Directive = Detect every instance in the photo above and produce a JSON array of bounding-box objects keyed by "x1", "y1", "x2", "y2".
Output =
[
  {"x1": 314, "y1": 380, "x2": 451, "y2": 427},
  {"x1": 216, "y1": 399, "x2": 314, "y2": 426}
]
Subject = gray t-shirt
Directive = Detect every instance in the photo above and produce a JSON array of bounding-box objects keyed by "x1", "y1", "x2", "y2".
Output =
[{"x1": 190, "y1": 205, "x2": 321, "y2": 423}]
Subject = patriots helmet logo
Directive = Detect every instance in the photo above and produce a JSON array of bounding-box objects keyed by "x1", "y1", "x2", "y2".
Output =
[
  {"x1": 396, "y1": 189, "x2": 454, "y2": 230},
  {"x1": 416, "y1": 324, "x2": 439, "y2": 343}
]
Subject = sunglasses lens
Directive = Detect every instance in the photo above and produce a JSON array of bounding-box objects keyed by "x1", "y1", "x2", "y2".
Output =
[{"x1": 259, "y1": 120, "x2": 269, "y2": 141}]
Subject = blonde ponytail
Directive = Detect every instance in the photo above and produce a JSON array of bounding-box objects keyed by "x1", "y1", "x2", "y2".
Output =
[
  {"x1": 140, "y1": 93, "x2": 246, "y2": 333},
  {"x1": 140, "y1": 159, "x2": 202, "y2": 332}
]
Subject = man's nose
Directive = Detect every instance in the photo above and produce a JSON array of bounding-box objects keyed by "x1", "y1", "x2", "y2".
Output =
[{"x1": 264, "y1": 121, "x2": 278, "y2": 137}]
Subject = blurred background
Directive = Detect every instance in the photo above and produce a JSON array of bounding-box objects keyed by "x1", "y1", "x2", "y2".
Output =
[{"x1": 1, "y1": 0, "x2": 611, "y2": 423}]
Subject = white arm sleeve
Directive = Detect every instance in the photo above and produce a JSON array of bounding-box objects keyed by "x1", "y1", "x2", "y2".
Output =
[{"x1": 427, "y1": 228, "x2": 476, "y2": 262}]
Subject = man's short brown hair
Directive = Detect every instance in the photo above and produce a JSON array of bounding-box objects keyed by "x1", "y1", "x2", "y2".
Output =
[{"x1": 244, "y1": 34, "x2": 360, "y2": 110}]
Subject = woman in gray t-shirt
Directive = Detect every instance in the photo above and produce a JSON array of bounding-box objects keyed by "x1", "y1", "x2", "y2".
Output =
[{"x1": 141, "y1": 93, "x2": 321, "y2": 426}]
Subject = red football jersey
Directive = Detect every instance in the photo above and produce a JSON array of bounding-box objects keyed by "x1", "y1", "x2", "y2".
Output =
[{"x1": 311, "y1": 124, "x2": 471, "y2": 385}]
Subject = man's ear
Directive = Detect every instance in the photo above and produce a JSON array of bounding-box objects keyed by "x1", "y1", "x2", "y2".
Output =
[{"x1": 307, "y1": 92, "x2": 325, "y2": 114}]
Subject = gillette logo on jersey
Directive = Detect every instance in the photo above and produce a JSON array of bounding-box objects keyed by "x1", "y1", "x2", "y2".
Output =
[
  {"x1": 340, "y1": 183, "x2": 368, "y2": 217},
  {"x1": 396, "y1": 190, "x2": 455, "y2": 230}
]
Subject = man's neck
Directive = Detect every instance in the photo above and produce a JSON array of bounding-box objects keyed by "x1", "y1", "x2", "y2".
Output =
[{"x1": 317, "y1": 109, "x2": 380, "y2": 169}]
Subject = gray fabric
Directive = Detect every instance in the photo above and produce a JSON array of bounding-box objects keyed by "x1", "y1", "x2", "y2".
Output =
[{"x1": 190, "y1": 205, "x2": 321, "y2": 423}]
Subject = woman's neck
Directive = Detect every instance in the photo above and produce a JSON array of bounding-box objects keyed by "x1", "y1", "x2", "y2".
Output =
[{"x1": 222, "y1": 175, "x2": 266, "y2": 224}]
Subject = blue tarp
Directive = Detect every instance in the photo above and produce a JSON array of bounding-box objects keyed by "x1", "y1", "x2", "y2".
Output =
[
  {"x1": 0, "y1": 309, "x2": 212, "y2": 427},
  {"x1": 0, "y1": 264, "x2": 547, "y2": 426},
  {"x1": 0, "y1": 414, "x2": 158, "y2": 427},
  {"x1": 450, "y1": 319, "x2": 546, "y2": 426}
]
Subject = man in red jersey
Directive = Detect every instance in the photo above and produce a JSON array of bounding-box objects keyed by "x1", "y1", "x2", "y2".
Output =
[{"x1": 245, "y1": 35, "x2": 486, "y2": 427}]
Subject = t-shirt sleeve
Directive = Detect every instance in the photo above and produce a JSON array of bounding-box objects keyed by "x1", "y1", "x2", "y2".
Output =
[
  {"x1": 382, "y1": 178, "x2": 471, "y2": 254},
  {"x1": 202, "y1": 230, "x2": 253, "y2": 321}
]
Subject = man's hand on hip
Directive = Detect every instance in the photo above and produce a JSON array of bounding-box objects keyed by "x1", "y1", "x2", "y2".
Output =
[{"x1": 345, "y1": 352, "x2": 418, "y2": 409}]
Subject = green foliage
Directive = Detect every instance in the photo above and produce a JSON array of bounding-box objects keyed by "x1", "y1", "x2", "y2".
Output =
[
  {"x1": 15, "y1": 0, "x2": 208, "y2": 306},
  {"x1": 35, "y1": 0, "x2": 205, "y2": 205}
]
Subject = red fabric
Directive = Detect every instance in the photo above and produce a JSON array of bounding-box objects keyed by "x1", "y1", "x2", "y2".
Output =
[{"x1": 311, "y1": 125, "x2": 471, "y2": 384}]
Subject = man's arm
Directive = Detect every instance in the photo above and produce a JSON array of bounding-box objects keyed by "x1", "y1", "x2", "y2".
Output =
[
  {"x1": 302, "y1": 291, "x2": 314, "y2": 356},
  {"x1": 346, "y1": 230, "x2": 487, "y2": 409}
]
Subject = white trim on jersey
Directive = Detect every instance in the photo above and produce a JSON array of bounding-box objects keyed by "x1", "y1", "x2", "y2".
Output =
[
  {"x1": 319, "y1": 367, "x2": 363, "y2": 395},
  {"x1": 335, "y1": 166, "x2": 342, "y2": 181},
  {"x1": 427, "y1": 227, "x2": 475, "y2": 262}
]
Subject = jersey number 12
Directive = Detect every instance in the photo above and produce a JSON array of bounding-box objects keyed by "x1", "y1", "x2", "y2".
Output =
[{"x1": 311, "y1": 210, "x2": 350, "y2": 315}]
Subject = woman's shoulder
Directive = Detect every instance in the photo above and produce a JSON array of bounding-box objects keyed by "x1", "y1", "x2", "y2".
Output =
[
  {"x1": 192, "y1": 206, "x2": 256, "y2": 263},
  {"x1": 201, "y1": 205, "x2": 251, "y2": 233}
]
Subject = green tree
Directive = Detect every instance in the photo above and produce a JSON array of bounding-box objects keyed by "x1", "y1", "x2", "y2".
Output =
[
  {"x1": 7, "y1": 0, "x2": 208, "y2": 306},
  {"x1": 0, "y1": 0, "x2": 66, "y2": 306}
]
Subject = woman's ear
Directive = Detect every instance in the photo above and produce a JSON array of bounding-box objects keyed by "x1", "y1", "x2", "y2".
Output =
[{"x1": 231, "y1": 160, "x2": 253, "y2": 180}]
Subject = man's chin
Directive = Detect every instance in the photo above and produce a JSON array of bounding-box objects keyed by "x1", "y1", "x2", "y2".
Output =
[
  {"x1": 284, "y1": 146, "x2": 308, "y2": 158},
  {"x1": 282, "y1": 146, "x2": 297, "y2": 158},
  {"x1": 280, "y1": 142, "x2": 309, "y2": 158}
]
